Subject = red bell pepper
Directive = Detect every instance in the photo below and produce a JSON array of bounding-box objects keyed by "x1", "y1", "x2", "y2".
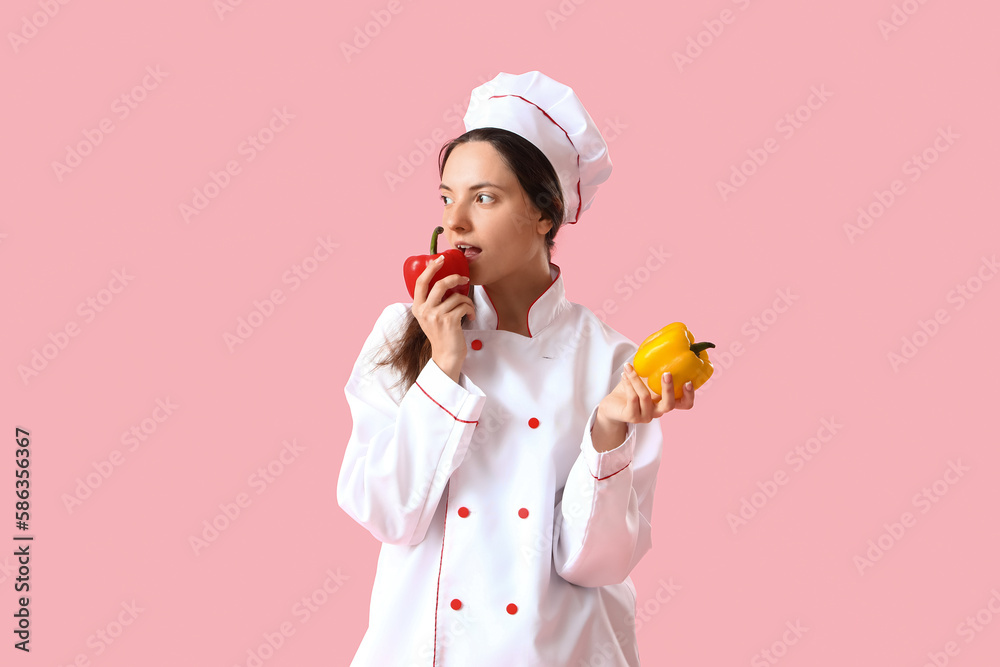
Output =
[{"x1": 403, "y1": 226, "x2": 470, "y2": 300}]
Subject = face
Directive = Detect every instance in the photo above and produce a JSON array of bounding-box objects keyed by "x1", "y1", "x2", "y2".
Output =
[{"x1": 439, "y1": 141, "x2": 552, "y2": 285}]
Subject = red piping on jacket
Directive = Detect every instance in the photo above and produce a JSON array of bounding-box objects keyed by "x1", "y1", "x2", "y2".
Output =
[
  {"x1": 594, "y1": 462, "x2": 631, "y2": 480},
  {"x1": 481, "y1": 263, "x2": 561, "y2": 337},
  {"x1": 415, "y1": 382, "x2": 478, "y2": 424},
  {"x1": 433, "y1": 490, "x2": 449, "y2": 665}
]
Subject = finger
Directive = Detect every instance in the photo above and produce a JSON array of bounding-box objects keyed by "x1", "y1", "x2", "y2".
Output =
[
  {"x1": 616, "y1": 367, "x2": 640, "y2": 420},
  {"x1": 677, "y1": 381, "x2": 695, "y2": 410},
  {"x1": 624, "y1": 363, "x2": 654, "y2": 420},
  {"x1": 414, "y1": 256, "x2": 444, "y2": 304},
  {"x1": 428, "y1": 272, "x2": 471, "y2": 307},
  {"x1": 657, "y1": 372, "x2": 677, "y2": 413},
  {"x1": 438, "y1": 290, "x2": 473, "y2": 316}
]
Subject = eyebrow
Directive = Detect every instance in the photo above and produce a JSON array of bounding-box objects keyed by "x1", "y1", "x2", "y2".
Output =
[{"x1": 439, "y1": 181, "x2": 504, "y2": 191}]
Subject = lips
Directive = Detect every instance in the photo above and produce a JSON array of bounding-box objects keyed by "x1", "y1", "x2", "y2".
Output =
[{"x1": 455, "y1": 243, "x2": 482, "y2": 260}]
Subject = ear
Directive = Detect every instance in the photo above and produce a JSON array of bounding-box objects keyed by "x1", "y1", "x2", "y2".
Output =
[{"x1": 536, "y1": 212, "x2": 553, "y2": 236}]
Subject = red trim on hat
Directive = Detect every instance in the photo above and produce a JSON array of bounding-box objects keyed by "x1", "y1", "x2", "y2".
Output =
[
  {"x1": 572, "y1": 154, "x2": 582, "y2": 224},
  {"x1": 488, "y1": 94, "x2": 583, "y2": 223}
]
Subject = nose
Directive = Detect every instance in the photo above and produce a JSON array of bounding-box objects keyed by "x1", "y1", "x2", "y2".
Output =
[{"x1": 442, "y1": 200, "x2": 471, "y2": 236}]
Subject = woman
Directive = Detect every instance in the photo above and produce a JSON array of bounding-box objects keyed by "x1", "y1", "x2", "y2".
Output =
[{"x1": 338, "y1": 71, "x2": 695, "y2": 666}]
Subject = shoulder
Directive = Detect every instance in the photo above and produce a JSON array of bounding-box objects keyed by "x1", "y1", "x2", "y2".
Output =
[
  {"x1": 564, "y1": 301, "x2": 638, "y2": 349},
  {"x1": 355, "y1": 302, "x2": 412, "y2": 358},
  {"x1": 561, "y1": 301, "x2": 638, "y2": 370},
  {"x1": 376, "y1": 302, "x2": 412, "y2": 334}
]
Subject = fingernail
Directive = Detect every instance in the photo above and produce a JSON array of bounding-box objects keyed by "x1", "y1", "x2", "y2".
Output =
[
  {"x1": 663, "y1": 372, "x2": 672, "y2": 382},
  {"x1": 685, "y1": 381, "x2": 693, "y2": 390}
]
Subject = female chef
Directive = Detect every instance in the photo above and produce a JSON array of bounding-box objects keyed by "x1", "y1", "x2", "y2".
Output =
[{"x1": 338, "y1": 71, "x2": 696, "y2": 666}]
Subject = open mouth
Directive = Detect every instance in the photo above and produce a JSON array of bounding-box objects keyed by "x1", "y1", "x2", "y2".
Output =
[{"x1": 456, "y1": 245, "x2": 482, "y2": 260}]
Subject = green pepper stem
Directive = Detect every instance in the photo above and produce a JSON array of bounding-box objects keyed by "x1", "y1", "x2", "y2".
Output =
[
  {"x1": 431, "y1": 226, "x2": 444, "y2": 254},
  {"x1": 690, "y1": 342, "x2": 716, "y2": 355}
]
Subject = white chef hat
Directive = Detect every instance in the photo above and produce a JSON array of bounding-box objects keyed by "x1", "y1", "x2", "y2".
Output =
[{"x1": 462, "y1": 71, "x2": 613, "y2": 225}]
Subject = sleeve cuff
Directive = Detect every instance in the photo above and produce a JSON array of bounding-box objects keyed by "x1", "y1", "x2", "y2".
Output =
[
  {"x1": 411, "y1": 358, "x2": 486, "y2": 424},
  {"x1": 581, "y1": 403, "x2": 636, "y2": 480}
]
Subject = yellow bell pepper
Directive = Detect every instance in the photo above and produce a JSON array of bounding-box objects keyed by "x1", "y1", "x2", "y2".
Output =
[{"x1": 632, "y1": 322, "x2": 715, "y2": 400}]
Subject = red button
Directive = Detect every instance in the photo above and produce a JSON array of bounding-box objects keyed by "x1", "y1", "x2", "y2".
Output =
[
  {"x1": 528, "y1": 417, "x2": 540, "y2": 429},
  {"x1": 458, "y1": 507, "x2": 470, "y2": 518},
  {"x1": 518, "y1": 508, "x2": 529, "y2": 519},
  {"x1": 506, "y1": 603, "x2": 518, "y2": 615},
  {"x1": 451, "y1": 599, "x2": 462, "y2": 610},
  {"x1": 471, "y1": 339, "x2": 483, "y2": 350}
]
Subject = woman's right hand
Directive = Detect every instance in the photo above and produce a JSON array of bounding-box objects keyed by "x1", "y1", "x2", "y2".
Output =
[{"x1": 411, "y1": 256, "x2": 476, "y2": 381}]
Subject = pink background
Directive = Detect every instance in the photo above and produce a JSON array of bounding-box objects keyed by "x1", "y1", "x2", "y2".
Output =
[{"x1": 4, "y1": 0, "x2": 999, "y2": 665}]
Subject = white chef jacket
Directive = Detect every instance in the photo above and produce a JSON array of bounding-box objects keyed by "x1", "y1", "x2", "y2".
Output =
[{"x1": 338, "y1": 262, "x2": 664, "y2": 666}]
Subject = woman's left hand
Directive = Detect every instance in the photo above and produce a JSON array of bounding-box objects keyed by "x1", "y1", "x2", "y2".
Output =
[{"x1": 597, "y1": 362, "x2": 694, "y2": 425}]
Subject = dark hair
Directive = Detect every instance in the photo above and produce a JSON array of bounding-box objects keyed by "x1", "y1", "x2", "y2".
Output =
[{"x1": 373, "y1": 127, "x2": 566, "y2": 394}]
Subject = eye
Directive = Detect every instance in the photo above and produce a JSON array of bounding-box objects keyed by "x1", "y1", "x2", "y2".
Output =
[
  {"x1": 441, "y1": 195, "x2": 452, "y2": 205},
  {"x1": 476, "y1": 193, "x2": 494, "y2": 203}
]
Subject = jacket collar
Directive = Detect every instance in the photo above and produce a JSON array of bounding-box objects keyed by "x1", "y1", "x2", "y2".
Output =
[{"x1": 464, "y1": 263, "x2": 570, "y2": 337}]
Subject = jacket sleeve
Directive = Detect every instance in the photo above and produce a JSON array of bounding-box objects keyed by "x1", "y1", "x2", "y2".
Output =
[
  {"x1": 552, "y1": 346, "x2": 664, "y2": 587},
  {"x1": 337, "y1": 304, "x2": 487, "y2": 546}
]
